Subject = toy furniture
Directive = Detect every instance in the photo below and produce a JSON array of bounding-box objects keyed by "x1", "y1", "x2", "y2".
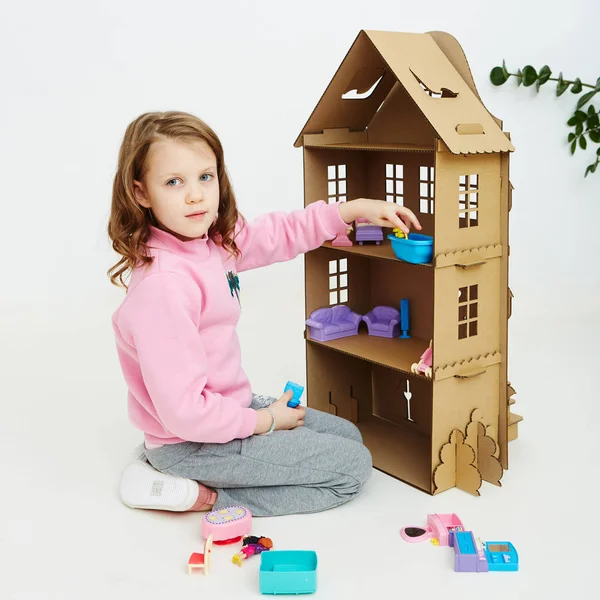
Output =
[
  {"x1": 201, "y1": 506, "x2": 252, "y2": 544},
  {"x1": 305, "y1": 305, "x2": 362, "y2": 342},
  {"x1": 284, "y1": 381, "x2": 305, "y2": 407},
  {"x1": 355, "y1": 218, "x2": 383, "y2": 245},
  {"x1": 298, "y1": 29, "x2": 519, "y2": 497},
  {"x1": 187, "y1": 533, "x2": 213, "y2": 575},
  {"x1": 401, "y1": 513, "x2": 518, "y2": 573},
  {"x1": 399, "y1": 298, "x2": 410, "y2": 338},
  {"x1": 332, "y1": 224, "x2": 353, "y2": 246},
  {"x1": 400, "y1": 513, "x2": 464, "y2": 546},
  {"x1": 362, "y1": 305, "x2": 400, "y2": 338},
  {"x1": 260, "y1": 550, "x2": 318, "y2": 595},
  {"x1": 387, "y1": 233, "x2": 434, "y2": 264}
]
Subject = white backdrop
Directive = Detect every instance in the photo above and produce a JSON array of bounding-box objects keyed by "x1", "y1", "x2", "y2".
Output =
[{"x1": 1, "y1": 1, "x2": 599, "y2": 598}]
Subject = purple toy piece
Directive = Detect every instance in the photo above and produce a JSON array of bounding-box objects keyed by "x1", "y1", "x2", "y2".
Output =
[
  {"x1": 453, "y1": 531, "x2": 489, "y2": 573},
  {"x1": 355, "y1": 219, "x2": 383, "y2": 245},
  {"x1": 305, "y1": 305, "x2": 362, "y2": 342},
  {"x1": 362, "y1": 306, "x2": 400, "y2": 338}
]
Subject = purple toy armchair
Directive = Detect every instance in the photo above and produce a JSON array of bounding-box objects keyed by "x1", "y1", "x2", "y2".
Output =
[
  {"x1": 362, "y1": 306, "x2": 400, "y2": 338},
  {"x1": 305, "y1": 305, "x2": 362, "y2": 342}
]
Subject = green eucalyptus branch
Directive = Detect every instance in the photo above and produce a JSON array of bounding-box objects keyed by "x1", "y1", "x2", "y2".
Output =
[{"x1": 490, "y1": 61, "x2": 600, "y2": 177}]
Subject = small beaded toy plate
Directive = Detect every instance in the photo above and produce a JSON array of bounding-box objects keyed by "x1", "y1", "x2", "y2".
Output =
[{"x1": 201, "y1": 505, "x2": 252, "y2": 544}]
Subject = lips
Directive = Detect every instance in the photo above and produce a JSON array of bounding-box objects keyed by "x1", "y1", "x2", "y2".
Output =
[{"x1": 186, "y1": 211, "x2": 207, "y2": 219}]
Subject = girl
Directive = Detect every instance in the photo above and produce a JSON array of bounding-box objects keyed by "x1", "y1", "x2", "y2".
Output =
[{"x1": 108, "y1": 111, "x2": 421, "y2": 517}]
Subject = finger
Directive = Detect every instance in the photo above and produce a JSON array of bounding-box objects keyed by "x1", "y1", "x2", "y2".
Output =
[
  {"x1": 297, "y1": 420, "x2": 305, "y2": 427},
  {"x1": 402, "y1": 208, "x2": 422, "y2": 230}
]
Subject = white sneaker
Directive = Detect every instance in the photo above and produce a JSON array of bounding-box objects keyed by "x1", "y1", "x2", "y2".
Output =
[{"x1": 119, "y1": 460, "x2": 199, "y2": 511}]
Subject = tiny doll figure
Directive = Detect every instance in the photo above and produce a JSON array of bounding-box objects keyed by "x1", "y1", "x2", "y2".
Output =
[
  {"x1": 411, "y1": 340, "x2": 432, "y2": 379},
  {"x1": 232, "y1": 535, "x2": 273, "y2": 566}
]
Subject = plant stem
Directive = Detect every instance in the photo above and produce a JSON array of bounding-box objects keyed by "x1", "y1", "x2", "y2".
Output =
[{"x1": 506, "y1": 72, "x2": 596, "y2": 89}]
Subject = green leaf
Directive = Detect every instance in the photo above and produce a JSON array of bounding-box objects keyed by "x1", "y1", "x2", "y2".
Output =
[
  {"x1": 568, "y1": 132, "x2": 576, "y2": 142},
  {"x1": 588, "y1": 105, "x2": 596, "y2": 117},
  {"x1": 571, "y1": 139, "x2": 577, "y2": 155},
  {"x1": 502, "y1": 59, "x2": 509, "y2": 79},
  {"x1": 589, "y1": 130, "x2": 600, "y2": 143},
  {"x1": 571, "y1": 78, "x2": 583, "y2": 93},
  {"x1": 575, "y1": 110, "x2": 587, "y2": 121},
  {"x1": 577, "y1": 90, "x2": 597, "y2": 110},
  {"x1": 490, "y1": 66, "x2": 509, "y2": 85},
  {"x1": 588, "y1": 114, "x2": 600, "y2": 129},
  {"x1": 585, "y1": 164, "x2": 593, "y2": 177},
  {"x1": 567, "y1": 116, "x2": 579, "y2": 126},
  {"x1": 597, "y1": 147, "x2": 600, "y2": 156},
  {"x1": 580, "y1": 135, "x2": 587, "y2": 150},
  {"x1": 536, "y1": 65, "x2": 552, "y2": 90},
  {"x1": 576, "y1": 123, "x2": 584, "y2": 135},
  {"x1": 596, "y1": 76, "x2": 600, "y2": 90},
  {"x1": 557, "y1": 73, "x2": 569, "y2": 96},
  {"x1": 522, "y1": 65, "x2": 538, "y2": 87}
]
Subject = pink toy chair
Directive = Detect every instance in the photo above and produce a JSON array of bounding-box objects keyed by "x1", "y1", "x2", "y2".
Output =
[{"x1": 188, "y1": 533, "x2": 213, "y2": 575}]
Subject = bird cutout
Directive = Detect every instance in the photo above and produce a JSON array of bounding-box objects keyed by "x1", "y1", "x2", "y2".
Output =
[
  {"x1": 226, "y1": 270, "x2": 240, "y2": 305},
  {"x1": 433, "y1": 430, "x2": 482, "y2": 496},
  {"x1": 465, "y1": 409, "x2": 503, "y2": 487}
]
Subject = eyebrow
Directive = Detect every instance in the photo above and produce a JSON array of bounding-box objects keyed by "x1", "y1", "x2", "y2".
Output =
[{"x1": 158, "y1": 166, "x2": 217, "y2": 178}]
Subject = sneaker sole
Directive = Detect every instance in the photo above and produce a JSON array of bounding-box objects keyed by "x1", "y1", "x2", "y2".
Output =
[{"x1": 119, "y1": 460, "x2": 198, "y2": 511}]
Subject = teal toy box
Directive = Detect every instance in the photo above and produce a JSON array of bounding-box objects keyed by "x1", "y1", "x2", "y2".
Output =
[{"x1": 259, "y1": 550, "x2": 317, "y2": 595}]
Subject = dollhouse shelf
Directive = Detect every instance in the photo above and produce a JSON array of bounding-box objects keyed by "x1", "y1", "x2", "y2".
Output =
[
  {"x1": 358, "y1": 416, "x2": 431, "y2": 491},
  {"x1": 306, "y1": 330, "x2": 429, "y2": 376},
  {"x1": 322, "y1": 240, "x2": 433, "y2": 266}
]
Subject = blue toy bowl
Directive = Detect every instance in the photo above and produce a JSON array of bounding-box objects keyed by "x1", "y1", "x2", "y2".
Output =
[
  {"x1": 387, "y1": 233, "x2": 433, "y2": 264},
  {"x1": 260, "y1": 550, "x2": 317, "y2": 595}
]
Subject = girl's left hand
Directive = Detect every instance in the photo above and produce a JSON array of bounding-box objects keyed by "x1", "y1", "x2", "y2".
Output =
[{"x1": 339, "y1": 198, "x2": 422, "y2": 236}]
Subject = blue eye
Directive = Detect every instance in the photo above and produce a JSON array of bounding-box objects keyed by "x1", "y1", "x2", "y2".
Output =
[
  {"x1": 200, "y1": 173, "x2": 213, "y2": 182},
  {"x1": 166, "y1": 178, "x2": 180, "y2": 187}
]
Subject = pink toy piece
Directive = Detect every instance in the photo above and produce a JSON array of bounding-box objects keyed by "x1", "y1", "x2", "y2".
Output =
[
  {"x1": 411, "y1": 341, "x2": 433, "y2": 378},
  {"x1": 305, "y1": 305, "x2": 362, "y2": 342},
  {"x1": 400, "y1": 513, "x2": 465, "y2": 546},
  {"x1": 201, "y1": 505, "x2": 252, "y2": 544},
  {"x1": 188, "y1": 533, "x2": 213, "y2": 575},
  {"x1": 362, "y1": 306, "x2": 400, "y2": 338}
]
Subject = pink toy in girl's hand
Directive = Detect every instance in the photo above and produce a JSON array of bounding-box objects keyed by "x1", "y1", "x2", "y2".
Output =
[{"x1": 201, "y1": 505, "x2": 252, "y2": 545}]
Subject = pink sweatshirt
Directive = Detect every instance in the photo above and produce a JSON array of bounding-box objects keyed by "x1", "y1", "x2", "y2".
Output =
[{"x1": 112, "y1": 200, "x2": 348, "y2": 447}]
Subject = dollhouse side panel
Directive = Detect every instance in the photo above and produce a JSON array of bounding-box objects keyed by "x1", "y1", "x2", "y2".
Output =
[
  {"x1": 431, "y1": 364, "x2": 500, "y2": 493},
  {"x1": 433, "y1": 150, "x2": 502, "y2": 256},
  {"x1": 433, "y1": 260, "x2": 501, "y2": 368}
]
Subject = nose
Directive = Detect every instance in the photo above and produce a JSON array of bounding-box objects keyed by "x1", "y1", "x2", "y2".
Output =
[{"x1": 186, "y1": 184, "x2": 204, "y2": 204}]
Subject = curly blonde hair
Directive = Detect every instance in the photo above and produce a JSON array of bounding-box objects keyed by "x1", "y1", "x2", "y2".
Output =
[{"x1": 107, "y1": 111, "x2": 245, "y2": 288}]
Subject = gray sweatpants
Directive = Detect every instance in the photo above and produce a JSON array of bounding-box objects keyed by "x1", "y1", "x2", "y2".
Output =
[{"x1": 144, "y1": 394, "x2": 372, "y2": 517}]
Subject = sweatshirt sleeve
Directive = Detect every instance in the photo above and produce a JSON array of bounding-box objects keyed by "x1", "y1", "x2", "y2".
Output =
[
  {"x1": 233, "y1": 200, "x2": 348, "y2": 272},
  {"x1": 116, "y1": 272, "x2": 257, "y2": 443}
]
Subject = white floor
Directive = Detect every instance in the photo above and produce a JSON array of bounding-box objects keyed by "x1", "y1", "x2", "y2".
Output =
[{"x1": 1, "y1": 275, "x2": 598, "y2": 600}]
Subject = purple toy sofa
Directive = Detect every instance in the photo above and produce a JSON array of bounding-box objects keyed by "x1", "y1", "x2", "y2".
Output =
[
  {"x1": 362, "y1": 306, "x2": 400, "y2": 338},
  {"x1": 305, "y1": 305, "x2": 362, "y2": 342}
]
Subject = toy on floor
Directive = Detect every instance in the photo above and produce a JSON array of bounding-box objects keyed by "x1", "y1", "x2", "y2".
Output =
[
  {"x1": 284, "y1": 381, "x2": 304, "y2": 408},
  {"x1": 260, "y1": 550, "x2": 318, "y2": 595},
  {"x1": 201, "y1": 505, "x2": 252, "y2": 545},
  {"x1": 187, "y1": 533, "x2": 213, "y2": 575},
  {"x1": 232, "y1": 535, "x2": 274, "y2": 566},
  {"x1": 411, "y1": 340, "x2": 432, "y2": 379},
  {"x1": 400, "y1": 513, "x2": 518, "y2": 573}
]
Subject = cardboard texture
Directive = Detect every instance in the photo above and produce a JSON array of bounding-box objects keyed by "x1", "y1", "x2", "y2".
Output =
[{"x1": 297, "y1": 29, "x2": 519, "y2": 495}]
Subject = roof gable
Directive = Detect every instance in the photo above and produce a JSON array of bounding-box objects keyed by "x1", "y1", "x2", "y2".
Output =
[{"x1": 295, "y1": 30, "x2": 514, "y2": 155}]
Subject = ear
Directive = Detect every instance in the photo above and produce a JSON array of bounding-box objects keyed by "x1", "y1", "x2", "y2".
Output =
[{"x1": 133, "y1": 180, "x2": 151, "y2": 209}]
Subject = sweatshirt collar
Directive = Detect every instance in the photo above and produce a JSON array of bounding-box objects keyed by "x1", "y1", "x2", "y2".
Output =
[{"x1": 147, "y1": 225, "x2": 211, "y2": 260}]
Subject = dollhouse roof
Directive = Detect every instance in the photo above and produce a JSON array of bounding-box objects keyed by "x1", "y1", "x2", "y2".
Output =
[{"x1": 294, "y1": 30, "x2": 515, "y2": 155}]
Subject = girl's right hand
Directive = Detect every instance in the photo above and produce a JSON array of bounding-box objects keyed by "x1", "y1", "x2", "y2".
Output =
[{"x1": 254, "y1": 390, "x2": 306, "y2": 434}]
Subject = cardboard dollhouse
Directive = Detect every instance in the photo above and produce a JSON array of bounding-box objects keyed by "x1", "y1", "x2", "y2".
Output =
[{"x1": 295, "y1": 30, "x2": 522, "y2": 496}]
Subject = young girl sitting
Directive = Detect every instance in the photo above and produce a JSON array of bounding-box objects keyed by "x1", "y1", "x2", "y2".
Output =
[{"x1": 108, "y1": 111, "x2": 421, "y2": 517}]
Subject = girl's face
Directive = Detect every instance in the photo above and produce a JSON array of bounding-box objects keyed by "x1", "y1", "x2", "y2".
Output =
[{"x1": 133, "y1": 137, "x2": 220, "y2": 241}]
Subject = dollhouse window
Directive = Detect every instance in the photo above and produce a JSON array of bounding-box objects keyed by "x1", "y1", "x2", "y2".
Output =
[
  {"x1": 419, "y1": 166, "x2": 434, "y2": 214},
  {"x1": 459, "y1": 174, "x2": 479, "y2": 228},
  {"x1": 458, "y1": 285, "x2": 478, "y2": 339},
  {"x1": 328, "y1": 165, "x2": 347, "y2": 204},
  {"x1": 385, "y1": 164, "x2": 404, "y2": 205},
  {"x1": 329, "y1": 258, "x2": 348, "y2": 305}
]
